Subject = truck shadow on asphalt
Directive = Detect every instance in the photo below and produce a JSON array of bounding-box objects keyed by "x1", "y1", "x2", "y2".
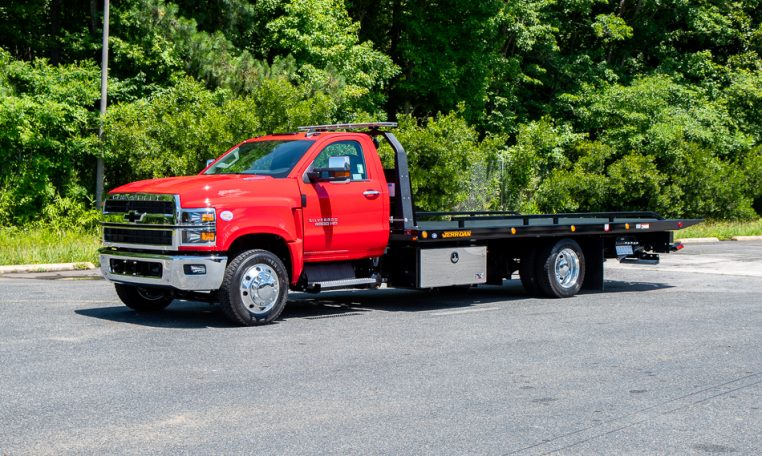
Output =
[
  {"x1": 75, "y1": 302, "x2": 232, "y2": 329},
  {"x1": 75, "y1": 279, "x2": 672, "y2": 328}
]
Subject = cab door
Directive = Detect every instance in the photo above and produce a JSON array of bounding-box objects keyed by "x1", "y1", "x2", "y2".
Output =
[{"x1": 299, "y1": 138, "x2": 389, "y2": 261}]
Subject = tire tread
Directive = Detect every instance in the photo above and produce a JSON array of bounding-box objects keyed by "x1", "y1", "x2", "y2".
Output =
[
  {"x1": 536, "y1": 239, "x2": 585, "y2": 298},
  {"x1": 219, "y1": 249, "x2": 288, "y2": 326}
]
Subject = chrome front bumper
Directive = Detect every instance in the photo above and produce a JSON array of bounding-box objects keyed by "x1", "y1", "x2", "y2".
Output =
[{"x1": 99, "y1": 249, "x2": 227, "y2": 291}]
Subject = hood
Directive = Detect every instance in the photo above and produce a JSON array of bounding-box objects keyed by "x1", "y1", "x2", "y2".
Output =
[{"x1": 109, "y1": 174, "x2": 300, "y2": 208}]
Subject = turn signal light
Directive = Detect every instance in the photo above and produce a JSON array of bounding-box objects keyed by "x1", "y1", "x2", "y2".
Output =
[{"x1": 200, "y1": 231, "x2": 215, "y2": 242}]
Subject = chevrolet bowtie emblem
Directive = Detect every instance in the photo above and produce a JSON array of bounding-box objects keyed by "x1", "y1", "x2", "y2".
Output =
[{"x1": 124, "y1": 211, "x2": 146, "y2": 223}]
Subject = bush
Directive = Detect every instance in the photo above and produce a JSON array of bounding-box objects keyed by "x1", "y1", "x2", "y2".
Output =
[
  {"x1": 0, "y1": 49, "x2": 100, "y2": 226},
  {"x1": 528, "y1": 75, "x2": 760, "y2": 218},
  {"x1": 103, "y1": 76, "x2": 340, "y2": 188},
  {"x1": 388, "y1": 111, "x2": 504, "y2": 211}
]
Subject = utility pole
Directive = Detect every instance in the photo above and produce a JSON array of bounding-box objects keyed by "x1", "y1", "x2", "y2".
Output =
[{"x1": 96, "y1": 0, "x2": 110, "y2": 208}]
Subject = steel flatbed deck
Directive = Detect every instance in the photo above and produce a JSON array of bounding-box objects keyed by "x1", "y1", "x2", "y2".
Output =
[{"x1": 390, "y1": 211, "x2": 701, "y2": 242}]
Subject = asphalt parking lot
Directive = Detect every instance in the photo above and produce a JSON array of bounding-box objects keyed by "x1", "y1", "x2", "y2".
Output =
[{"x1": 1, "y1": 241, "x2": 761, "y2": 455}]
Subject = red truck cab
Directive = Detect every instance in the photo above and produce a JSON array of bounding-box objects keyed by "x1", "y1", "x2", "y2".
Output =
[{"x1": 101, "y1": 124, "x2": 398, "y2": 324}]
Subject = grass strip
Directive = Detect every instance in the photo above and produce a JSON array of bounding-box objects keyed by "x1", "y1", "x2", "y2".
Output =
[
  {"x1": 0, "y1": 227, "x2": 100, "y2": 266},
  {"x1": 676, "y1": 219, "x2": 762, "y2": 240}
]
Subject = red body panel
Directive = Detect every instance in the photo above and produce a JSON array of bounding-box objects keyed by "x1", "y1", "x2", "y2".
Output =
[
  {"x1": 108, "y1": 132, "x2": 391, "y2": 284},
  {"x1": 295, "y1": 134, "x2": 390, "y2": 262}
]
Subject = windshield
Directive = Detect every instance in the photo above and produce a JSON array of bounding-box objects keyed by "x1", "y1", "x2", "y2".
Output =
[{"x1": 204, "y1": 140, "x2": 313, "y2": 177}]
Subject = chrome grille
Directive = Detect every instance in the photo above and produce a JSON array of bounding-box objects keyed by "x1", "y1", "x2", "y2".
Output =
[
  {"x1": 102, "y1": 193, "x2": 179, "y2": 249},
  {"x1": 104, "y1": 199, "x2": 174, "y2": 215},
  {"x1": 104, "y1": 227, "x2": 173, "y2": 246}
]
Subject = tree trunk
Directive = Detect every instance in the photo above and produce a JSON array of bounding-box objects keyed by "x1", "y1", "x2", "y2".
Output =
[{"x1": 90, "y1": 0, "x2": 98, "y2": 35}]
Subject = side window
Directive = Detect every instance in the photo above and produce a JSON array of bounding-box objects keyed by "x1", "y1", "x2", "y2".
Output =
[{"x1": 311, "y1": 140, "x2": 367, "y2": 181}]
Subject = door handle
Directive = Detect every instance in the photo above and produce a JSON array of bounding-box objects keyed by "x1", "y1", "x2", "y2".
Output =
[{"x1": 363, "y1": 190, "x2": 381, "y2": 198}]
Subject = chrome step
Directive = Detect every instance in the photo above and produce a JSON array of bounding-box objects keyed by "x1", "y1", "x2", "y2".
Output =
[{"x1": 307, "y1": 277, "x2": 379, "y2": 290}]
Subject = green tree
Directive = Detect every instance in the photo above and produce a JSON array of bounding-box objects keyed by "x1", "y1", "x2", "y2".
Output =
[
  {"x1": 349, "y1": 0, "x2": 503, "y2": 122},
  {"x1": 103, "y1": 76, "x2": 336, "y2": 187}
]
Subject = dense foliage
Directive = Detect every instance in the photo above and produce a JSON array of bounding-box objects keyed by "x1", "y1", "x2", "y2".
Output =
[{"x1": 1, "y1": 0, "x2": 760, "y2": 227}]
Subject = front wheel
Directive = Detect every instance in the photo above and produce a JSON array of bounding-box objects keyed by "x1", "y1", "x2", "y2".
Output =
[
  {"x1": 114, "y1": 284, "x2": 173, "y2": 312},
  {"x1": 536, "y1": 239, "x2": 586, "y2": 298},
  {"x1": 219, "y1": 249, "x2": 289, "y2": 326}
]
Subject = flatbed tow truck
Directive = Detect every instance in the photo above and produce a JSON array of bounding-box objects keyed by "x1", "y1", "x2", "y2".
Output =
[{"x1": 99, "y1": 122, "x2": 701, "y2": 325}]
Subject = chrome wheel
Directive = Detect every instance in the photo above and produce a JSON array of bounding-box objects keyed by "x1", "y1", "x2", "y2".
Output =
[
  {"x1": 239, "y1": 263, "x2": 280, "y2": 315},
  {"x1": 554, "y1": 248, "x2": 580, "y2": 289},
  {"x1": 220, "y1": 249, "x2": 288, "y2": 326}
]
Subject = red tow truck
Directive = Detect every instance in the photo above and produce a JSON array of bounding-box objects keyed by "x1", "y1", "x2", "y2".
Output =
[{"x1": 100, "y1": 123, "x2": 700, "y2": 326}]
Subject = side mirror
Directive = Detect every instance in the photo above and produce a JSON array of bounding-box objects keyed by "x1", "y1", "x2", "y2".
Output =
[{"x1": 308, "y1": 156, "x2": 351, "y2": 182}]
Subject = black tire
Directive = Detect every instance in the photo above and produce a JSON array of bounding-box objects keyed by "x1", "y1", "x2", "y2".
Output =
[
  {"x1": 519, "y1": 250, "x2": 540, "y2": 296},
  {"x1": 114, "y1": 284, "x2": 173, "y2": 311},
  {"x1": 536, "y1": 239, "x2": 586, "y2": 298},
  {"x1": 219, "y1": 249, "x2": 289, "y2": 326}
]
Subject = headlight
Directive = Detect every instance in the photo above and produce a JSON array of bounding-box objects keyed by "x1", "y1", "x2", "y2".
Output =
[
  {"x1": 181, "y1": 209, "x2": 215, "y2": 224},
  {"x1": 179, "y1": 208, "x2": 216, "y2": 245}
]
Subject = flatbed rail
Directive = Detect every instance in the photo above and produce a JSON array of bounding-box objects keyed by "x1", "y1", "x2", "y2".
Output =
[
  {"x1": 417, "y1": 210, "x2": 665, "y2": 228},
  {"x1": 389, "y1": 210, "x2": 701, "y2": 242}
]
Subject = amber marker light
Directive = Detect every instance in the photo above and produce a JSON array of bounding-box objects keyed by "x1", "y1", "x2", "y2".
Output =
[
  {"x1": 201, "y1": 213, "x2": 215, "y2": 222},
  {"x1": 511, "y1": 227, "x2": 517, "y2": 235},
  {"x1": 200, "y1": 231, "x2": 215, "y2": 242},
  {"x1": 625, "y1": 223, "x2": 630, "y2": 230},
  {"x1": 571, "y1": 225, "x2": 576, "y2": 232},
  {"x1": 422, "y1": 231, "x2": 428, "y2": 239}
]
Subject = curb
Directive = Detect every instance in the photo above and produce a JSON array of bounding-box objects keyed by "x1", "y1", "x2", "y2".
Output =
[
  {"x1": 676, "y1": 237, "x2": 720, "y2": 244},
  {"x1": 731, "y1": 235, "x2": 762, "y2": 241},
  {"x1": 0, "y1": 262, "x2": 97, "y2": 274}
]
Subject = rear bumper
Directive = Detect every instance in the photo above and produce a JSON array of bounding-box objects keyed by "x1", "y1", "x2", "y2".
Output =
[{"x1": 99, "y1": 249, "x2": 227, "y2": 291}]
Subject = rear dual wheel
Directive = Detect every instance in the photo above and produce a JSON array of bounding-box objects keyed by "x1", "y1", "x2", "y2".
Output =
[{"x1": 521, "y1": 239, "x2": 586, "y2": 298}]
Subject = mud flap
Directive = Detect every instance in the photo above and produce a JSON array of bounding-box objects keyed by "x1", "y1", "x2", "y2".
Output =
[{"x1": 581, "y1": 238, "x2": 604, "y2": 291}]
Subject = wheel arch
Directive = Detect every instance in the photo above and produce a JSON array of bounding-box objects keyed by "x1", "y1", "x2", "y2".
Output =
[{"x1": 226, "y1": 233, "x2": 298, "y2": 284}]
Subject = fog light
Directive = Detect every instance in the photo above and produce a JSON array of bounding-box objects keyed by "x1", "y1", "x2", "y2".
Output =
[{"x1": 184, "y1": 264, "x2": 206, "y2": 275}]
